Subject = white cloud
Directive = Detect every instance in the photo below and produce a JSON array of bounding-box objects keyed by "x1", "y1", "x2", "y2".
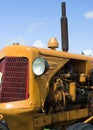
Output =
[
  {"x1": 7, "y1": 36, "x2": 27, "y2": 45},
  {"x1": 33, "y1": 40, "x2": 45, "y2": 48},
  {"x1": 4, "y1": 37, "x2": 45, "y2": 49},
  {"x1": 84, "y1": 11, "x2": 93, "y2": 19},
  {"x1": 82, "y1": 50, "x2": 93, "y2": 56},
  {"x1": 27, "y1": 22, "x2": 45, "y2": 33}
]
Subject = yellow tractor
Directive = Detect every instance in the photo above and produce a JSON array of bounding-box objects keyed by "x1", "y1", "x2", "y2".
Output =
[{"x1": 0, "y1": 2, "x2": 93, "y2": 130}]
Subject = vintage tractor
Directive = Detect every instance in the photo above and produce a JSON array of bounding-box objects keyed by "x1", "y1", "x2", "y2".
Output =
[{"x1": 0, "y1": 2, "x2": 93, "y2": 130}]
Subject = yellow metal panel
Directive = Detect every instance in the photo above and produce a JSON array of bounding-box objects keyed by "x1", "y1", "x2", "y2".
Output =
[{"x1": 34, "y1": 108, "x2": 89, "y2": 127}]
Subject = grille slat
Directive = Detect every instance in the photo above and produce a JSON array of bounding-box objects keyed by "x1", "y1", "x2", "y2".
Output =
[{"x1": 0, "y1": 57, "x2": 29, "y2": 103}]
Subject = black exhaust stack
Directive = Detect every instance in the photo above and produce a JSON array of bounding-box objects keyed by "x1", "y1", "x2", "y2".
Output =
[{"x1": 61, "y1": 2, "x2": 69, "y2": 52}]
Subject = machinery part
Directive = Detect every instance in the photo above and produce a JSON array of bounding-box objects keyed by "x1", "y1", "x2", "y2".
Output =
[
  {"x1": 0, "y1": 120, "x2": 10, "y2": 130},
  {"x1": 69, "y1": 82, "x2": 76, "y2": 102},
  {"x1": 90, "y1": 69, "x2": 93, "y2": 86},
  {"x1": 44, "y1": 127, "x2": 64, "y2": 130},
  {"x1": 84, "y1": 116, "x2": 93, "y2": 123},
  {"x1": 88, "y1": 96, "x2": 93, "y2": 115},
  {"x1": 0, "y1": 57, "x2": 29, "y2": 103},
  {"x1": 79, "y1": 73, "x2": 86, "y2": 83},
  {"x1": 66, "y1": 123, "x2": 93, "y2": 130},
  {"x1": 32, "y1": 57, "x2": 49, "y2": 76},
  {"x1": 48, "y1": 38, "x2": 58, "y2": 50},
  {"x1": 61, "y1": 2, "x2": 69, "y2": 52}
]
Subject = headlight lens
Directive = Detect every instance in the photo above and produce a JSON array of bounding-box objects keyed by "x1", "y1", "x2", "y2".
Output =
[{"x1": 32, "y1": 57, "x2": 49, "y2": 76}]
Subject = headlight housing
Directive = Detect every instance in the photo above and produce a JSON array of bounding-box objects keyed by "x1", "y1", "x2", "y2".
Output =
[{"x1": 32, "y1": 57, "x2": 49, "y2": 76}]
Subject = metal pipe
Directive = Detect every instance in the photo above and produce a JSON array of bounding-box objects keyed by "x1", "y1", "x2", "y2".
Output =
[
  {"x1": 84, "y1": 116, "x2": 93, "y2": 123},
  {"x1": 61, "y1": 2, "x2": 69, "y2": 52}
]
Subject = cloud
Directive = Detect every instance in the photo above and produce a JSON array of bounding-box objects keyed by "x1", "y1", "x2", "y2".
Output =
[
  {"x1": 82, "y1": 50, "x2": 93, "y2": 56},
  {"x1": 4, "y1": 37, "x2": 45, "y2": 49},
  {"x1": 27, "y1": 22, "x2": 45, "y2": 33},
  {"x1": 33, "y1": 40, "x2": 45, "y2": 48},
  {"x1": 7, "y1": 36, "x2": 27, "y2": 45},
  {"x1": 84, "y1": 11, "x2": 93, "y2": 19}
]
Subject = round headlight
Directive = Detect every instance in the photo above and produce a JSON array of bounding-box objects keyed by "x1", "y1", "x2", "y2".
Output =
[{"x1": 32, "y1": 57, "x2": 49, "y2": 76}]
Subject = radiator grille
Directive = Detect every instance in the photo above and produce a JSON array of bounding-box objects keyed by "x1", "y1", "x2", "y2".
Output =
[{"x1": 0, "y1": 57, "x2": 29, "y2": 103}]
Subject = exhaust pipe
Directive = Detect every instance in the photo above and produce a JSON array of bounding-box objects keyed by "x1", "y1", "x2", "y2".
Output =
[{"x1": 61, "y1": 2, "x2": 69, "y2": 52}]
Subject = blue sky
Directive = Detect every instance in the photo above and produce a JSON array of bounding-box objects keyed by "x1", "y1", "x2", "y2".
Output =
[{"x1": 0, "y1": 0, "x2": 93, "y2": 54}]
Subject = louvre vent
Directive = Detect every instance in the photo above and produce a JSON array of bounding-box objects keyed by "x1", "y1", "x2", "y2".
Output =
[{"x1": 0, "y1": 57, "x2": 29, "y2": 103}]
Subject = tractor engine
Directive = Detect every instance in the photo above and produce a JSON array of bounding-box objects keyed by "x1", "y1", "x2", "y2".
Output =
[{"x1": 44, "y1": 60, "x2": 93, "y2": 115}]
